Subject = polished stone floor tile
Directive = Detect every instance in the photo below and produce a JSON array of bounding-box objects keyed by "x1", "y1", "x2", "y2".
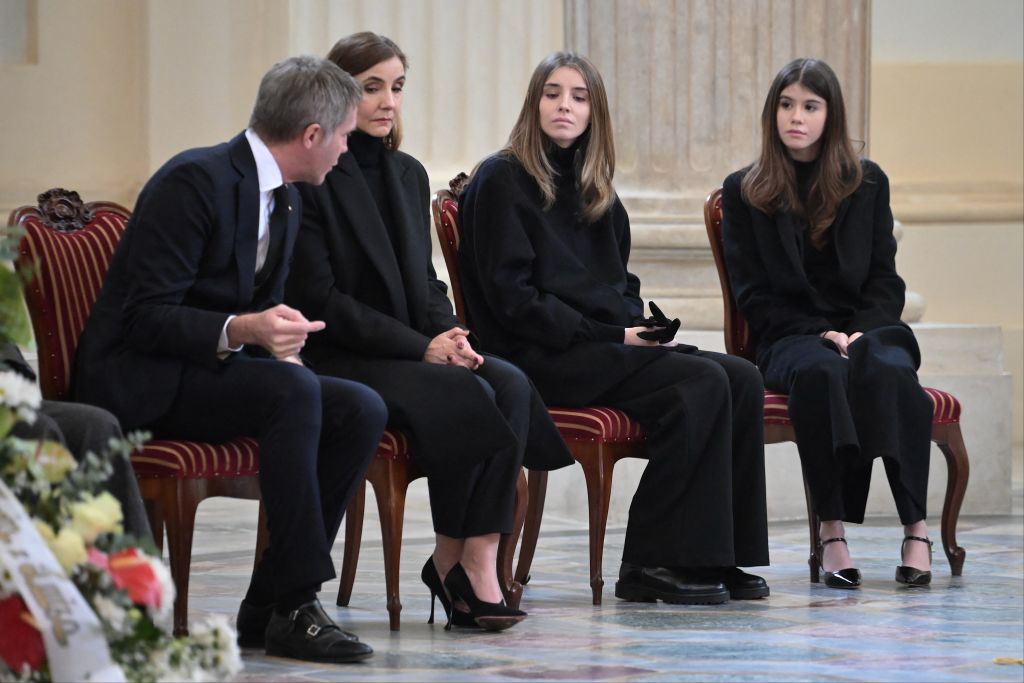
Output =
[{"x1": 183, "y1": 487, "x2": 1024, "y2": 682}]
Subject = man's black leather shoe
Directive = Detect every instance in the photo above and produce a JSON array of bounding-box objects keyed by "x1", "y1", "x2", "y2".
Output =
[
  {"x1": 237, "y1": 599, "x2": 361, "y2": 649},
  {"x1": 236, "y1": 600, "x2": 274, "y2": 648},
  {"x1": 702, "y1": 567, "x2": 770, "y2": 599},
  {"x1": 614, "y1": 563, "x2": 729, "y2": 605},
  {"x1": 263, "y1": 600, "x2": 373, "y2": 663}
]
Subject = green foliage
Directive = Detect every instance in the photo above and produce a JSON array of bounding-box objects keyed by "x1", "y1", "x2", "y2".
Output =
[{"x1": 0, "y1": 224, "x2": 33, "y2": 347}]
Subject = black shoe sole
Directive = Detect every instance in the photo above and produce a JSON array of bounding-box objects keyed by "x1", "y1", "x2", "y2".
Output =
[
  {"x1": 474, "y1": 615, "x2": 527, "y2": 631},
  {"x1": 614, "y1": 581, "x2": 730, "y2": 605},
  {"x1": 729, "y1": 586, "x2": 770, "y2": 600},
  {"x1": 895, "y1": 567, "x2": 932, "y2": 586},
  {"x1": 265, "y1": 645, "x2": 374, "y2": 663}
]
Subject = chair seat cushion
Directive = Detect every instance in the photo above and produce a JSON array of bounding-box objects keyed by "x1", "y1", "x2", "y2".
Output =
[
  {"x1": 548, "y1": 406, "x2": 645, "y2": 443},
  {"x1": 132, "y1": 429, "x2": 414, "y2": 478},
  {"x1": 373, "y1": 429, "x2": 411, "y2": 462},
  {"x1": 762, "y1": 387, "x2": 961, "y2": 425},
  {"x1": 131, "y1": 437, "x2": 260, "y2": 479}
]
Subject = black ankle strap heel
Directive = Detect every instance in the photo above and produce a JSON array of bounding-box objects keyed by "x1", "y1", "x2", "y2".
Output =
[
  {"x1": 896, "y1": 536, "x2": 933, "y2": 587},
  {"x1": 816, "y1": 537, "x2": 862, "y2": 589}
]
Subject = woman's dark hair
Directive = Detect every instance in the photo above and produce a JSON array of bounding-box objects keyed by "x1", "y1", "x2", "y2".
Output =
[
  {"x1": 326, "y1": 32, "x2": 408, "y2": 150},
  {"x1": 741, "y1": 57, "x2": 863, "y2": 248}
]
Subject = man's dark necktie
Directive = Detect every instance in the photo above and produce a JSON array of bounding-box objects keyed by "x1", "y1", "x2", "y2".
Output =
[{"x1": 255, "y1": 184, "x2": 289, "y2": 289}]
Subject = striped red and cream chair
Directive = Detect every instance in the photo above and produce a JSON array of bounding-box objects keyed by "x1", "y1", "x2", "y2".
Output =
[
  {"x1": 433, "y1": 178, "x2": 648, "y2": 605},
  {"x1": 703, "y1": 187, "x2": 969, "y2": 580},
  {"x1": 10, "y1": 188, "x2": 269, "y2": 636}
]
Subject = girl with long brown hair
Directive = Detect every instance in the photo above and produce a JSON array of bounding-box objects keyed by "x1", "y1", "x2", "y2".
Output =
[
  {"x1": 722, "y1": 58, "x2": 935, "y2": 589},
  {"x1": 460, "y1": 52, "x2": 770, "y2": 605}
]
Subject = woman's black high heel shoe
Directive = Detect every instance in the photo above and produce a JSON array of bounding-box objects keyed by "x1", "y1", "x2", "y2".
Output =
[
  {"x1": 420, "y1": 557, "x2": 477, "y2": 628},
  {"x1": 895, "y1": 536, "x2": 933, "y2": 586},
  {"x1": 816, "y1": 537, "x2": 862, "y2": 589},
  {"x1": 442, "y1": 562, "x2": 526, "y2": 632}
]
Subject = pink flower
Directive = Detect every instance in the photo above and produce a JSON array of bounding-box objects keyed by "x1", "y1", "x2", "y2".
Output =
[
  {"x1": 108, "y1": 548, "x2": 164, "y2": 610},
  {"x1": 87, "y1": 546, "x2": 109, "y2": 569}
]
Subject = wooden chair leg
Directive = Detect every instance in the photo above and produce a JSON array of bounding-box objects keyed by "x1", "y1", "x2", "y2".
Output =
[
  {"x1": 499, "y1": 469, "x2": 528, "y2": 609},
  {"x1": 337, "y1": 481, "x2": 365, "y2": 606},
  {"x1": 933, "y1": 423, "x2": 969, "y2": 576},
  {"x1": 143, "y1": 495, "x2": 164, "y2": 554},
  {"x1": 801, "y1": 474, "x2": 820, "y2": 583},
  {"x1": 514, "y1": 469, "x2": 548, "y2": 588},
  {"x1": 368, "y1": 462, "x2": 410, "y2": 631},
  {"x1": 579, "y1": 447, "x2": 616, "y2": 605},
  {"x1": 165, "y1": 481, "x2": 199, "y2": 637}
]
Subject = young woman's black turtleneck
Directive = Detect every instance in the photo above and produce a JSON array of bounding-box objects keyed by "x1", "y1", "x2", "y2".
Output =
[
  {"x1": 792, "y1": 158, "x2": 845, "y2": 316},
  {"x1": 347, "y1": 130, "x2": 399, "y2": 247}
]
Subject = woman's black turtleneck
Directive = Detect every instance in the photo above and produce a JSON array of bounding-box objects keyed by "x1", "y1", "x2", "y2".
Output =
[{"x1": 347, "y1": 130, "x2": 399, "y2": 247}]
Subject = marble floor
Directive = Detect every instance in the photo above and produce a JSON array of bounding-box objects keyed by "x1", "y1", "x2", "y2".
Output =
[{"x1": 184, "y1": 468, "x2": 1024, "y2": 682}]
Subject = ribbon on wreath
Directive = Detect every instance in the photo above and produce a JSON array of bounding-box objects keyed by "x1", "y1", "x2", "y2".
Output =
[{"x1": 0, "y1": 480, "x2": 125, "y2": 682}]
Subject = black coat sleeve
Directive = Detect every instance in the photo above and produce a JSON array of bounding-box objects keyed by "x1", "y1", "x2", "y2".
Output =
[
  {"x1": 721, "y1": 171, "x2": 832, "y2": 343},
  {"x1": 616, "y1": 199, "x2": 646, "y2": 322},
  {"x1": 846, "y1": 164, "x2": 906, "y2": 332}
]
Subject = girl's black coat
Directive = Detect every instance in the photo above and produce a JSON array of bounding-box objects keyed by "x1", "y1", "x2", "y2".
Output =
[
  {"x1": 458, "y1": 153, "x2": 671, "y2": 404},
  {"x1": 721, "y1": 160, "x2": 911, "y2": 362}
]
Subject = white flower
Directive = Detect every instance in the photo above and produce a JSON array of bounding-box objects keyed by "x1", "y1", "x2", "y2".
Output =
[
  {"x1": 92, "y1": 594, "x2": 130, "y2": 635},
  {"x1": 187, "y1": 615, "x2": 243, "y2": 681},
  {"x1": 146, "y1": 556, "x2": 176, "y2": 633},
  {"x1": 0, "y1": 370, "x2": 41, "y2": 413}
]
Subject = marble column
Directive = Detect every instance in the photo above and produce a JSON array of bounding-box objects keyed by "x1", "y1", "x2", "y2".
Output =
[{"x1": 563, "y1": 0, "x2": 931, "y2": 325}]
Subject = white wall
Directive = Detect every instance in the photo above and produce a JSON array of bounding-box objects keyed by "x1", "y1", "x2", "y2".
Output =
[{"x1": 871, "y1": 0, "x2": 1024, "y2": 445}]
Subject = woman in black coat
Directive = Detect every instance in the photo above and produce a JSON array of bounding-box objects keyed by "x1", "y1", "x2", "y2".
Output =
[
  {"x1": 459, "y1": 52, "x2": 770, "y2": 606},
  {"x1": 722, "y1": 58, "x2": 935, "y2": 588},
  {"x1": 285, "y1": 33, "x2": 573, "y2": 631}
]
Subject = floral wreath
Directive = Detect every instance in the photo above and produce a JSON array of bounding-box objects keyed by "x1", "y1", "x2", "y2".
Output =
[{"x1": 0, "y1": 230, "x2": 240, "y2": 681}]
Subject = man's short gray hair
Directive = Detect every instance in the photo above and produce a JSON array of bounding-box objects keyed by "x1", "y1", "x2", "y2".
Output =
[{"x1": 249, "y1": 55, "x2": 362, "y2": 144}]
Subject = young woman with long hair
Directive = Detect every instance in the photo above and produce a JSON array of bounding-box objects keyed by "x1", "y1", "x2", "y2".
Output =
[
  {"x1": 722, "y1": 58, "x2": 935, "y2": 588},
  {"x1": 459, "y1": 52, "x2": 770, "y2": 605}
]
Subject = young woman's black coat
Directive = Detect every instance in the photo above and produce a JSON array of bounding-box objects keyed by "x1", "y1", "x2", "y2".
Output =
[
  {"x1": 721, "y1": 160, "x2": 912, "y2": 361},
  {"x1": 457, "y1": 152, "x2": 673, "y2": 404},
  {"x1": 721, "y1": 160, "x2": 931, "y2": 523}
]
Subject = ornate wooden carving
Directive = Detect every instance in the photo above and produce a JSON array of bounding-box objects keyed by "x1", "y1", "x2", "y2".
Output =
[
  {"x1": 449, "y1": 172, "x2": 470, "y2": 198},
  {"x1": 35, "y1": 188, "x2": 95, "y2": 232}
]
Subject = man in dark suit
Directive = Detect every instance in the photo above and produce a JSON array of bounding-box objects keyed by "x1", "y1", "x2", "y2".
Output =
[{"x1": 73, "y1": 56, "x2": 387, "y2": 663}]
